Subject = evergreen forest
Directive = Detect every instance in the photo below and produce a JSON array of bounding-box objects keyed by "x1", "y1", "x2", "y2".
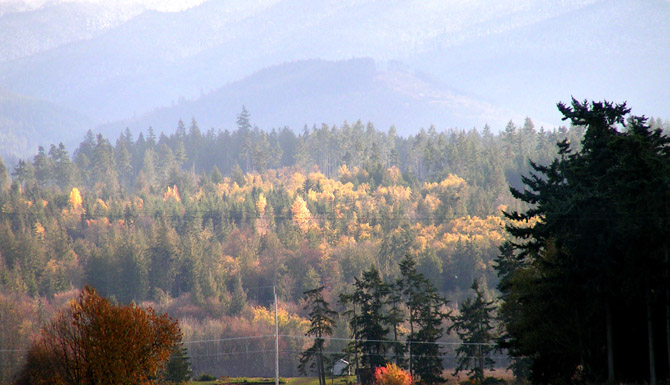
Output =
[{"x1": 1, "y1": 104, "x2": 670, "y2": 384}]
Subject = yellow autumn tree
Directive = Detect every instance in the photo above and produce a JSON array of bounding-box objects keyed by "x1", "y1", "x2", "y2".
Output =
[
  {"x1": 252, "y1": 306, "x2": 309, "y2": 332},
  {"x1": 69, "y1": 187, "x2": 82, "y2": 209},
  {"x1": 291, "y1": 195, "x2": 311, "y2": 232},
  {"x1": 256, "y1": 193, "x2": 267, "y2": 216},
  {"x1": 287, "y1": 172, "x2": 306, "y2": 196}
]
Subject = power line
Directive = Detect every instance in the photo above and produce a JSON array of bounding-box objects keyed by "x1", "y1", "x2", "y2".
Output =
[
  {"x1": 183, "y1": 334, "x2": 496, "y2": 347},
  {"x1": 183, "y1": 335, "x2": 275, "y2": 344},
  {"x1": 279, "y1": 334, "x2": 496, "y2": 346},
  {"x1": 186, "y1": 348, "x2": 507, "y2": 361}
]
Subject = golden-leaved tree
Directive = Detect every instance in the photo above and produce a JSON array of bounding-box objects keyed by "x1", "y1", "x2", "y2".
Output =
[{"x1": 291, "y1": 195, "x2": 312, "y2": 233}]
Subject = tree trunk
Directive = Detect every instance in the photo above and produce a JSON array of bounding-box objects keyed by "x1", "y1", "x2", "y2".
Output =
[
  {"x1": 478, "y1": 344, "x2": 484, "y2": 382},
  {"x1": 665, "y1": 246, "x2": 670, "y2": 378},
  {"x1": 606, "y1": 302, "x2": 615, "y2": 382},
  {"x1": 316, "y1": 352, "x2": 322, "y2": 385},
  {"x1": 318, "y1": 350, "x2": 326, "y2": 385},
  {"x1": 393, "y1": 299, "x2": 399, "y2": 365},
  {"x1": 354, "y1": 305, "x2": 360, "y2": 385},
  {"x1": 647, "y1": 288, "x2": 657, "y2": 385},
  {"x1": 409, "y1": 311, "x2": 414, "y2": 376}
]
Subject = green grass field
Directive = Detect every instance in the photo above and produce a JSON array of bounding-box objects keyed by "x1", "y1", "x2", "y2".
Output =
[
  {"x1": 191, "y1": 376, "x2": 358, "y2": 385},
  {"x1": 188, "y1": 371, "x2": 515, "y2": 385}
]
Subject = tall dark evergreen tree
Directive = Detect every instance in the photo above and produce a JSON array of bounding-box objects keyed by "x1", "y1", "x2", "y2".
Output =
[
  {"x1": 229, "y1": 274, "x2": 247, "y2": 316},
  {"x1": 398, "y1": 256, "x2": 448, "y2": 384},
  {"x1": 161, "y1": 343, "x2": 192, "y2": 384},
  {"x1": 299, "y1": 286, "x2": 337, "y2": 385},
  {"x1": 92, "y1": 134, "x2": 119, "y2": 195},
  {"x1": 49, "y1": 143, "x2": 74, "y2": 191},
  {"x1": 609, "y1": 115, "x2": 670, "y2": 385},
  {"x1": 33, "y1": 146, "x2": 52, "y2": 188},
  {"x1": 411, "y1": 281, "x2": 448, "y2": 385},
  {"x1": 340, "y1": 266, "x2": 390, "y2": 373},
  {"x1": 450, "y1": 280, "x2": 496, "y2": 385},
  {"x1": 12, "y1": 159, "x2": 35, "y2": 188},
  {"x1": 498, "y1": 99, "x2": 670, "y2": 384},
  {"x1": 385, "y1": 281, "x2": 406, "y2": 367}
]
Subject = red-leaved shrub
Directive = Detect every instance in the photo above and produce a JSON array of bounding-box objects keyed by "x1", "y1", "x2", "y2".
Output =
[{"x1": 374, "y1": 363, "x2": 413, "y2": 385}]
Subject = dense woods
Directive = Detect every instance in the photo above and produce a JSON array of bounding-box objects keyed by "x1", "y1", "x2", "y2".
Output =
[
  {"x1": 498, "y1": 100, "x2": 670, "y2": 384},
  {"x1": 1, "y1": 105, "x2": 669, "y2": 383}
]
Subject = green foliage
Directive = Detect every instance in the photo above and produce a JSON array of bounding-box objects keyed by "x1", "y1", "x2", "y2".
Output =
[
  {"x1": 0, "y1": 112, "x2": 590, "y2": 377},
  {"x1": 340, "y1": 266, "x2": 390, "y2": 370},
  {"x1": 338, "y1": 258, "x2": 448, "y2": 385},
  {"x1": 498, "y1": 99, "x2": 670, "y2": 384},
  {"x1": 399, "y1": 258, "x2": 449, "y2": 385},
  {"x1": 161, "y1": 344, "x2": 192, "y2": 384},
  {"x1": 449, "y1": 280, "x2": 496, "y2": 385},
  {"x1": 299, "y1": 286, "x2": 337, "y2": 385}
]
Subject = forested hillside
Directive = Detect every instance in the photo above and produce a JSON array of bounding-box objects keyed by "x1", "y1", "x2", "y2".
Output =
[{"x1": 1, "y1": 111, "x2": 667, "y2": 380}]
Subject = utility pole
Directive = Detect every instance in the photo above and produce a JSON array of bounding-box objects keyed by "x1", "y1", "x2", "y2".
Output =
[{"x1": 274, "y1": 286, "x2": 279, "y2": 385}]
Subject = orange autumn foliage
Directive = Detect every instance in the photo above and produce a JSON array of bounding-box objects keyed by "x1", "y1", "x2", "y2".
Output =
[
  {"x1": 374, "y1": 363, "x2": 413, "y2": 385},
  {"x1": 15, "y1": 285, "x2": 181, "y2": 385},
  {"x1": 163, "y1": 185, "x2": 181, "y2": 202}
]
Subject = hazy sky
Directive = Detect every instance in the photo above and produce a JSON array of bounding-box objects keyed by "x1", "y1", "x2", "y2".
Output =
[
  {"x1": 2, "y1": 0, "x2": 208, "y2": 12},
  {"x1": 1, "y1": 0, "x2": 668, "y2": 148}
]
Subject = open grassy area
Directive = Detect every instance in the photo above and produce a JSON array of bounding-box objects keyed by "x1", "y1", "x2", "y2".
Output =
[
  {"x1": 287, "y1": 376, "x2": 357, "y2": 385},
  {"x1": 191, "y1": 376, "x2": 357, "y2": 385},
  {"x1": 190, "y1": 371, "x2": 515, "y2": 385}
]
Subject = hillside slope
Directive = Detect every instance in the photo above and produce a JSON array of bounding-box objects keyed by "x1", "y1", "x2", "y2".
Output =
[{"x1": 99, "y1": 58, "x2": 519, "y2": 137}]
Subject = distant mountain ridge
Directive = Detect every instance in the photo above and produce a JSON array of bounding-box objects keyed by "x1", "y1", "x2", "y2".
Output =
[
  {"x1": 98, "y1": 58, "x2": 520, "y2": 138},
  {"x1": 0, "y1": 1, "x2": 146, "y2": 63},
  {"x1": 1, "y1": 0, "x2": 669, "y2": 160},
  {"x1": 0, "y1": 88, "x2": 93, "y2": 162}
]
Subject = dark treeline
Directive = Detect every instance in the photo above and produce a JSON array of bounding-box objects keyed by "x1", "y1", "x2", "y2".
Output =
[{"x1": 498, "y1": 100, "x2": 670, "y2": 384}]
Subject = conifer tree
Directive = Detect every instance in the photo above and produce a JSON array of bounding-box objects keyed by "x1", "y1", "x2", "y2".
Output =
[
  {"x1": 340, "y1": 266, "x2": 390, "y2": 372},
  {"x1": 229, "y1": 274, "x2": 247, "y2": 316},
  {"x1": 92, "y1": 134, "x2": 119, "y2": 194},
  {"x1": 398, "y1": 256, "x2": 448, "y2": 384},
  {"x1": 411, "y1": 283, "x2": 448, "y2": 385},
  {"x1": 386, "y1": 281, "x2": 406, "y2": 367},
  {"x1": 0, "y1": 156, "x2": 9, "y2": 191},
  {"x1": 498, "y1": 99, "x2": 670, "y2": 384},
  {"x1": 161, "y1": 343, "x2": 192, "y2": 384},
  {"x1": 450, "y1": 280, "x2": 495, "y2": 385},
  {"x1": 210, "y1": 165, "x2": 223, "y2": 184},
  {"x1": 48, "y1": 143, "x2": 75, "y2": 191},
  {"x1": 33, "y1": 145, "x2": 53, "y2": 188},
  {"x1": 299, "y1": 286, "x2": 337, "y2": 385},
  {"x1": 114, "y1": 139, "x2": 133, "y2": 190},
  {"x1": 12, "y1": 159, "x2": 35, "y2": 188}
]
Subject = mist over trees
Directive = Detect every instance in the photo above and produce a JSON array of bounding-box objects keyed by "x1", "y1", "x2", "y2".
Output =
[{"x1": 2, "y1": 104, "x2": 670, "y2": 382}]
